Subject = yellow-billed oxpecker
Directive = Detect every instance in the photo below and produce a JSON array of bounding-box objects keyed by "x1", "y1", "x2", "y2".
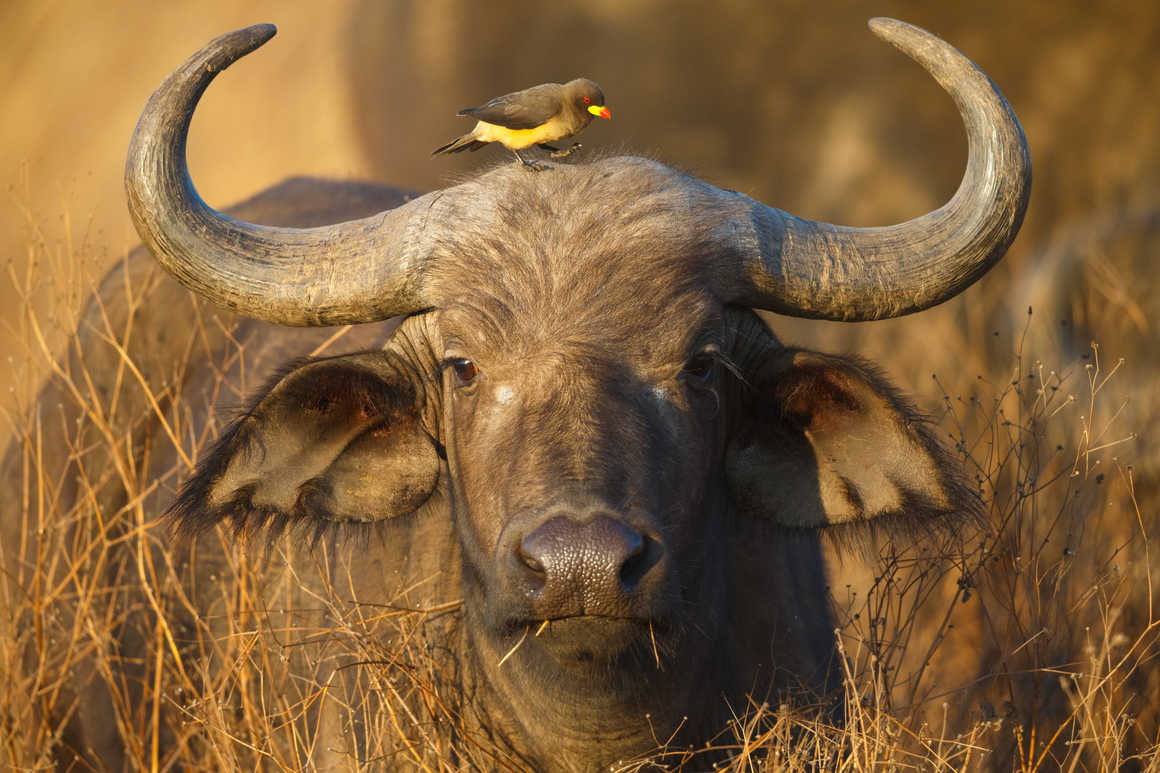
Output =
[{"x1": 433, "y1": 78, "x2": 611, "y2": 170}]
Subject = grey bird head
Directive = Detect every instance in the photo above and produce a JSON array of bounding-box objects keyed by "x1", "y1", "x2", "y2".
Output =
[{"x1": 563, "y1": 78, "x2": 611, "y2": 120}]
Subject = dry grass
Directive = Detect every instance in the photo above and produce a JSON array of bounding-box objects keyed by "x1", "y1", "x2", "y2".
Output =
[{"x1": 2, "y1": 203, "x2": 1158, "y2": 770}]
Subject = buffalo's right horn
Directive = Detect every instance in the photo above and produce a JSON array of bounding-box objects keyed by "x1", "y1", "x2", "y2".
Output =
[{"x1": 125, "y1": 24, "x2": 450, "y2": 327}]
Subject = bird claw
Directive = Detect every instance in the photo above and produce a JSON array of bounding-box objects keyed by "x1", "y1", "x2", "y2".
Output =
[
  {"x1": 514, "y1": 149, "x2": 547, "y2": 171},
  {"x1": 549, "y1": 142, "x2": 583, "y2": 159}
]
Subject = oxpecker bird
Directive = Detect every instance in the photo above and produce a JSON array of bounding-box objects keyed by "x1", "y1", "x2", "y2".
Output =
[{"x1": 433, "y1": 78, "x2": 611, "y2": 170}]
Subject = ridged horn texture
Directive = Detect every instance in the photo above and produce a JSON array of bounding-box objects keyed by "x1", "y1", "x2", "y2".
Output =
[
  {"x1": 719, "y1": 17, "x2": 1032, "y2": 320},
  {"x1": 125, "y1": 24, "x2": 447, "y2": 326}
]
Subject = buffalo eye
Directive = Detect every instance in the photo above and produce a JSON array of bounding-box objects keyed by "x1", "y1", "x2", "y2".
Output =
[
  {"x1": 680, "y1": 354, "x2": 716, "y2": 387},
  {"x1": 447, "y1": 357, "x2": 480, "y2": 387}
]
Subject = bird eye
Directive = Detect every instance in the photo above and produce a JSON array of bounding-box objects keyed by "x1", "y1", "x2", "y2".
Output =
[
  {"x1": 583, "y1": 96, "x2": 591, "y2": 104},
  {"x1": 447, "y1": 358, "x2": 480, "y2": 387}
]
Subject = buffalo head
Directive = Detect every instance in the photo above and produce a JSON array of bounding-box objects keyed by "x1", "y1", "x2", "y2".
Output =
[{"x1": 125, "y1": 18, "x2": 1029, "y2": 770}]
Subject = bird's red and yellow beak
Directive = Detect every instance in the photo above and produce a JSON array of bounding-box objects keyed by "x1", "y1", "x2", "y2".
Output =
[{"x1": 587, "y1": 104, "x2": 612, "y2": 119}]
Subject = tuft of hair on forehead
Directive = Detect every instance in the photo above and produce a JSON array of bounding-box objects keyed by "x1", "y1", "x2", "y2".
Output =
[
  {"x1": 433, "y1": 155, "x2": 732, "y2": 267},
  {"x1": 426, "y1": 156, "x2": 735, "y2": 351}
]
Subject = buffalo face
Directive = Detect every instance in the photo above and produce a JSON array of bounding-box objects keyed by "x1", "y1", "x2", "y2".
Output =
[{"x1": 435, "y1": 275, "x2": 732, "y2": 687}]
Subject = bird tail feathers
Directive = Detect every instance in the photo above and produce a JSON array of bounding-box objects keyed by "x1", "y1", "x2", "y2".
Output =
[{"x1": 432, "y1": 134, "x2": 485, "y2": 155}]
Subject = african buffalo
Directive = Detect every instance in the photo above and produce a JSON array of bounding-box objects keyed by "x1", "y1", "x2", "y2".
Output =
[{"x1": 5, "y1": 17, "x2": 1028, "y2": 771}]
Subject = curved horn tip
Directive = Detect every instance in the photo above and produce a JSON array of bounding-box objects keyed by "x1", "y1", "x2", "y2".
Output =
[
  {"x1": 867, "y1": 16, "x2": 909, "y2": 36},
  {"x1": 236, "y1": 23, "x2": 278, "y2": 42},
  {"x1": 229, "y1": 22, "x2": 278, "y2": 49},
  {"x1": 866, "y1": 17, "x2": 933, "y2": 48},
  {"x1": 209, "y1": 24, "x2": 278, "y2": 64}
]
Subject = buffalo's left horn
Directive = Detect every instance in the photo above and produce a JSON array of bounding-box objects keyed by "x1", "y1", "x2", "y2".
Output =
[
  {"x1": 125, "y1": 24, "x2": 454, "y2": 326},
  {"x1": 718, "y1": 18, "x2": 1031, "y2": 320}
]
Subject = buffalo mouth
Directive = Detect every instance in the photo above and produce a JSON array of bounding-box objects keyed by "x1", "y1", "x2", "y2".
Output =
[{"x1": 499, "y1": 614, "x2": 674, "y2": 671}]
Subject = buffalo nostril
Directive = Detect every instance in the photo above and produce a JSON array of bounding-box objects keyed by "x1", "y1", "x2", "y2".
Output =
[
  {"x1": 516, "y1": 544, "x2": 546, "y2": 576},
  {"x1": 617, "y1": 533, "x2": 649, "y2": 589}
]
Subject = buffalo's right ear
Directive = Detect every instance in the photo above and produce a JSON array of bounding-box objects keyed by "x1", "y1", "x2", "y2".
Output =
[{"x1": 171, "y1": 351, "x2": 441, "y2": 536}]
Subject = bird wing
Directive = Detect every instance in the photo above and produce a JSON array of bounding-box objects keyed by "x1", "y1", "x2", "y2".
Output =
[{"x1": 458, "y1": 84, "x2": 563, "y2": 130}]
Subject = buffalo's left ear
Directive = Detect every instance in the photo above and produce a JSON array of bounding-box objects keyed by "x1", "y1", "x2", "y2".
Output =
[
  {"x1": 726, "y1": 349, "x2": 973, "y2": 528},
  {"x1": 171, "y1": 350, "x2": 441, "y2": 536}
]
